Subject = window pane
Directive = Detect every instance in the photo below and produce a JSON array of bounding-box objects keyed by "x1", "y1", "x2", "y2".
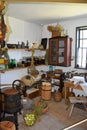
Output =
[
  {"x1": 77, "y1": 48, "x2": 86, "y2": 68},
  {"x1": 83, "y1": 40, "x2": 87, "y2": 47},
  {"x1": 80, "y1": 40, "x2": 82, "y2": 47},
  {"x1": 83, "y1": 30, "x2": 87, "y2": 38},
  {"x1": 80, "y1": 40, "x2": 87, "y2": 48},
  {"x1": 80, "y1": 29, "x2": 87, "y2": 39}
]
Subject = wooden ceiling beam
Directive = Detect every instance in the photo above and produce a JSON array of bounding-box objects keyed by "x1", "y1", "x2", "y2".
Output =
[{"x1": 7, "y1": 0, "x2": 87, "y2": 3}]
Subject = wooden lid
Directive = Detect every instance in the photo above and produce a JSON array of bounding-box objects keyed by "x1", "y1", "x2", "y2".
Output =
[
  {"x1": 0, "y1": 121, "x2": 16, "y2": 130},
  {"x1": 3, "y1": 88, "x2": 18, "y2": 95}
]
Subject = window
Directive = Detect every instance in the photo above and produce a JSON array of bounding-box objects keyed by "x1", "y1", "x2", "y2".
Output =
[{"x1": 75, "y1": 26, "x2": 87, "y2": 69}]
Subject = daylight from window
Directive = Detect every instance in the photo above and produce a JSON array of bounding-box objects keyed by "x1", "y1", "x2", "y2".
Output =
[{"x1": 76, "y1": 26, "x2": 87, "y2": 69}]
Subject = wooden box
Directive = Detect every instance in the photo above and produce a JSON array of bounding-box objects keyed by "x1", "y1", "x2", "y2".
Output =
[{"x1": 25, "y1": 89, "x2": 40, "y2": 99}]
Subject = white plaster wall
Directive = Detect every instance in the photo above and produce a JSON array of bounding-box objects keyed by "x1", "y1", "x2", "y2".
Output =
[
  {"x1": 0, "y1": 65, "x2": 50, "y2": 86},
  {"x1": 0, "y1": 68, "x2": 27, "y2": 86},
  {"x1": 6, "y1": 16, "x2": 42, "y2": 46}
]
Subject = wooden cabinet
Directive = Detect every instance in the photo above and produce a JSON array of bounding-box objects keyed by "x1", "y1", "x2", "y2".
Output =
[{"x1": 48, "y1": 36, "x2": 72, "y2": 67}]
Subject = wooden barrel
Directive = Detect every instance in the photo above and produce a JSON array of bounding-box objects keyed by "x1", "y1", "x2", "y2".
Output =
[
  {"x1": 0, "y1": 121, "x2": 16, "y2": 130},
  {"x1": 41, "y1": 83, "x2": 52, "y2": 100},
  {"x1": 2, "y1": 88, "x2": 22, "y2": 114}
]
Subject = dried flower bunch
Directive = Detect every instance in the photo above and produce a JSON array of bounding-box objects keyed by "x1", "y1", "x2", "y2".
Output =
[{"x1": 47, "y1": 24, "x2": 64, "y2": 32}]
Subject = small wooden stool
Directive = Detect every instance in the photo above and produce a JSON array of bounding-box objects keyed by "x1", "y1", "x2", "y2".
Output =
[
  {"x1": 68, "y1": 96, "x2": 87, "y2": 117},
  {"x1": 0, "y1": 121, "x2": 16, "y2": 130}
]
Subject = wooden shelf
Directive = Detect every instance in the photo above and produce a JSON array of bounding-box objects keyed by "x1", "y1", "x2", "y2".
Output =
[
  {"x1": 1, "y1": 67, "x2": 27, "y2": 72},
  {"x1": 25, "y1": 48, "x2": 46, "y2": 51},
  {"x1": 8, "y1": 48, "x2": 46, "y2": 51},
  {"x1": 8, "y1": 48, "x2": 25, "y2": 50},
  {"x1": 1, "y1": 64, "x2": 46, "y2": 72}
]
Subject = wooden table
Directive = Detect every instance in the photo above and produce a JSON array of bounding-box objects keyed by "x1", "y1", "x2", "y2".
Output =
[
  {"x1": 64, "y1": 80, "x2": 87, "y2": 117},
  {"x1": 64, "y1": 80, "x2": 83, "y2": 100}
]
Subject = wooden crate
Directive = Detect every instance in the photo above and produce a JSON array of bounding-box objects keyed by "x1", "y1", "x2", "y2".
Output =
[{"x1": 25, "y1": 89, "x2": 40, "y2": 99}]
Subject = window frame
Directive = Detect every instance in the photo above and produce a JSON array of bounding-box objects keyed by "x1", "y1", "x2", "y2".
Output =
[{"x1": 75, "y1": 26, "x2": 87, "y2": 69}]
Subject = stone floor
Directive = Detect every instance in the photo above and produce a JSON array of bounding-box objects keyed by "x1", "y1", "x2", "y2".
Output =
[{"x1": 18, "y1": 96, "x2": 87, "y2": 130}]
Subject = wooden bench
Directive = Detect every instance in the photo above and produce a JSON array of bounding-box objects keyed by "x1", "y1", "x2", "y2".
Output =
[{"x1": 68, "y1": 96, "x2": 87, "y2": 117}]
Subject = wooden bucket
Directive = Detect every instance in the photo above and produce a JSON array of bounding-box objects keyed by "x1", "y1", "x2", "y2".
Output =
[{"x1": 41, "y1": 83, "x2": 52, "y2": 100}]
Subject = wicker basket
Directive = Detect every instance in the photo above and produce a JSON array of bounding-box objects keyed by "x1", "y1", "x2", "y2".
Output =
[
  {"x1": 54, "y1": 91, "x2": 62, "y2": 102},
  {"x1": 21, "y1": 75, "x2": 34, "y2": 86},
  {"x1": 41, "y1": 84, "x2": 52, "y2": 100},
  {"x1": 52, "y1": 31, "x2": 61, "y2": 37}
]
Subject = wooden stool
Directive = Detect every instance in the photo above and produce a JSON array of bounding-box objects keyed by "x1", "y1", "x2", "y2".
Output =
[
  {"x1": 68, "y1": 96, "x2": 87, "y2": 117},
  {"x1": 0, "y1": 121, "x2": 16, "y2": 130}
]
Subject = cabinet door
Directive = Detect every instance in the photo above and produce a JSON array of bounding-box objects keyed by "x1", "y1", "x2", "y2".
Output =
[
  {"x1": 58, "y1": 38, "x2": 65, "y2": 65},
  {"x1": 49, "y1": 38, "x2": 58, "y2": 65},
  {"x1": 58, "y1": 37, "x2": 72, "y2": 66},
  {"x1": 65, "y1": 38, "x2": 72, "y2": 66}
]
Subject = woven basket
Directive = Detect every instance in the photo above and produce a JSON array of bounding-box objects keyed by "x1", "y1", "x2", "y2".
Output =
[
  {"x1": 52, "y1": 31, "x2": 61, "y2": 37},
  {"x1": 54, "y1": 91, "x2": 62, "y2": 102},
  {"x1": 21, "y1": 75, "x2": 34, "y2": 86}
]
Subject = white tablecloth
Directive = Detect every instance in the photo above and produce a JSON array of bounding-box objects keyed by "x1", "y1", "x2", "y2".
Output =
[
  {"x1": 80, "y1": 83, "x2": 87, "y2": 96},
  {"x1": 70, "y1": 76, "x2": 87, "y2": 96},
  {"x1": 70, "y1": 76, "x2": 85, "y2": 84}
]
